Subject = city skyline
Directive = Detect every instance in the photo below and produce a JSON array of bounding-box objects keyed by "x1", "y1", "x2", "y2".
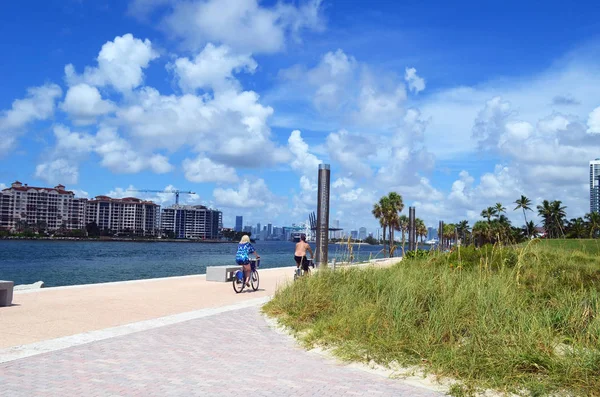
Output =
[{"x1": 1, "y1": 1, "x2": 600, "y2": 232}]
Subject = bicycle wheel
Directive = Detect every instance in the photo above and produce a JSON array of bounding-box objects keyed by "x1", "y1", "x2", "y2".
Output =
[
  {"x1": 251, "y1": 270, "x2": 259, "y2": 291},
  {"x1": 232, "y1": 270, "x2": 244, "y2": 293}
]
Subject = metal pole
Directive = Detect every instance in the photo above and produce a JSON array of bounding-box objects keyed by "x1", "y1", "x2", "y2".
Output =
[
  {"x1": 408, "y1": 206, "x2": 415, "y2": 251},
  {"x1": 315, "y1": 164, "x2": 331, "y2": 267},
  {"x1": 410, "y1": 207, "x2": 416, "y2": 251},
  {"x1": 439, "y1": 220, "x2": 444, "y2": 250}
]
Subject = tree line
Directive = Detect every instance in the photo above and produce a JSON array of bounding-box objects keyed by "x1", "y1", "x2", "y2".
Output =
[{"x1": 373, "y1": 193, "x2": 600, "y2": 255}]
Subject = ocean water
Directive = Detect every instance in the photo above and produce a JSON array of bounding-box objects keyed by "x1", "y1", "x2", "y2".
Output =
[{"x1": 0, "y1": 240, "x2": 392, "y2": 287}]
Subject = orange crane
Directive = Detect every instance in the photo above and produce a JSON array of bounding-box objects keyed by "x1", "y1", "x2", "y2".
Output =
[{"x1": 127, "y1": 189, "x2": 195, "y2": 205}]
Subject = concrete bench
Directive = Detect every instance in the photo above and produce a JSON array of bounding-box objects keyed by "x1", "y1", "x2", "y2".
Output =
[
  {"x1": 0, "y1": 280, "x2": 14, "y2": 307},
  {"x1": 206, "y1": 266, "x2": 241, "y2": 282}
]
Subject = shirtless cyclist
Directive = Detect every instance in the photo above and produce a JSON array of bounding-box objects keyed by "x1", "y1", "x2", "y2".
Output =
[{"x1": 294, "y1": 234, "x2": 314, "y2": 275}]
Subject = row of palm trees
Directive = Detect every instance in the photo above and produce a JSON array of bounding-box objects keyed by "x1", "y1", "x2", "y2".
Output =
[
  {"x1": 451, "y1": 196, "x2": 600, "y2": 246},
  {"x1": 373, "y1": 192, "x2": 600, "y2": 253},
  {"x1": 372, "y1": 192, "x2": 429, "y2": 257}
]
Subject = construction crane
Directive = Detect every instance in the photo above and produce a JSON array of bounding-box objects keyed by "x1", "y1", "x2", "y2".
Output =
[{"x1": 126, "y1": 189, "x2": 195, "y2": 205}]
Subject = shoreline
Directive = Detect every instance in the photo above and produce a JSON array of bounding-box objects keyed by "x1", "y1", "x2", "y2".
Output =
[{"x1": 0, "y1": 237, "x2": 243, "y2": 243}]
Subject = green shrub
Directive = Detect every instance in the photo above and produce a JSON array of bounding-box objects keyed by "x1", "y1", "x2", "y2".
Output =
[{"x1": 264, "y1": 240, "x2": 600, "y2": 395}]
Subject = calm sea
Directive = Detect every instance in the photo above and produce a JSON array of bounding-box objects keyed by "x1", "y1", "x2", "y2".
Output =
[{"x1": 0, "y1": 240, "x2": 393, "y2": 287}]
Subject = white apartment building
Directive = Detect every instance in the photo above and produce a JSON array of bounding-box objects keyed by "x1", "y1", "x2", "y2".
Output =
[
  {"x1": 160, "y1": 205, "x2": 222, "y2": 239},
  {"x1": 0, "y1": 181, "x2": 85, "y2": 231},
  {"x1": 591, "y1": 159, "x2": 600, "y2": 214},
  {"x1": 0, "y1": 181, "x2": 159, "y2": 235},
  {"x1": 85, "y1": 196, "x2": 160, "y2": 236}
]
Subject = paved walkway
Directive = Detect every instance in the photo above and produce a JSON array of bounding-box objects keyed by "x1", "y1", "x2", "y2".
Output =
[
  {"x1": 0, "y1": 259, "x2": 446, "y2": 396},
  {"x1": 0, "y1": 306, "x2": 443, "y2": 396}
]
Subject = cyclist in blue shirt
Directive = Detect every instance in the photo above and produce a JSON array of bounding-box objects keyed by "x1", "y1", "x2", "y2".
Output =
[{"x1": 236, "y1": 235, "x2": 260, "y2": 287}]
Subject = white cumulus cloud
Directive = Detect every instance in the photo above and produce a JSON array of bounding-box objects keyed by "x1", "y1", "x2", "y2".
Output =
[
  {"x1": 169, "y1": 43, "x2": 257, "y2": 93},
  {"x1": 65, "y1": 34, "x2": 158, "y2": 93},
  {"x1": 182, "y1": 155, "x2": 239, "y2": 183},
  {"x1": 404, "y1": 67, "x2": 426, "y2": 94},
  {"x1": 160, "y1": 0, "x2": 324, "y2": 53},
  {"x1": 61, "y1": 84, "x2": 115, "y2": 124}
]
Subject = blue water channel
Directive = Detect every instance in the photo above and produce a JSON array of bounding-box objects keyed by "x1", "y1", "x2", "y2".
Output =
[{"x1": 0, "y1": 240, "x2": 394, "y2": 287}]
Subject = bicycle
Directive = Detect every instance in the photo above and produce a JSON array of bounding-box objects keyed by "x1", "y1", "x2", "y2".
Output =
[
  {"x1": 293, "y1": 258, "x2": 314, "y2": 281},
  {"x1": 232, "y1": 258, "x2": 260, "y2": 293}
]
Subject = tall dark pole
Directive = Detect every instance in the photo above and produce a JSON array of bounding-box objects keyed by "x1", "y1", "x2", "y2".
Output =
[
  {"x1": 315, "y1": 164, "x2": 331, "y2": 267},
  {"x1": 439, "y1": 221, "x2": 444, "y2": 250},
  {"x1": 411, "y1": 207, "x2": 416, "y2": 251},
  {"x1": 408, "y1": 206, "x2": 415, "y2": 252}
]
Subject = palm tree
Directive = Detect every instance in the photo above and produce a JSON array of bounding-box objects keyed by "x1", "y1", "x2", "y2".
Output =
[
  {"x1": 537, "y1": 200, "x2": 567, "y2": 238},
  {"x1": 551, "y1": 200, "x2": 567, "y2": 238},
  {"x1": 372, "y1": 202, "x2": 386, "y2": 255},
  {"x1": 415, "y1": 218, "x2": 427, "y2": 249},
  {"x1": 385, "y1": 192, "x2": 404, "y2": 256},
  {"x1": 443, "y1": 223, "x2": 456, "y2": 248},
  {"x1": 472, "y1": 221, "x2": 491, "y2": 246},
  {"x1": 585, "y1": 212, "x2": 600, "y2": 238},
  {"x1": 494, "y1": 203, "x2": 506, "y2": 218},
  {"x1": 524, "y1": 220, "x2": 538, "y2": 239},
  {"x1": 481, "y1": 207, "x2": 496, "y2": 223},
  {"x1": 396, "y1": 215, "x2": 409, "y2": 255},
  {"x1": 514, "y1": 195, "x2": 533, "y2": 239},
  {"x1": 567, "y1": 217, "x2": 586, "y2": 239},
  {"x1": 537, "y1": 200, "x2": 553, "y2": 238},
  {"x1": 456, "y1": 220, "x2": 470, "y2": 246}
]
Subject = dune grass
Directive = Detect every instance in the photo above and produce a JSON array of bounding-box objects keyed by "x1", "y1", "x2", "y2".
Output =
[{"x1": 263, "y1": 240, "x2": 600, "y2": 396}]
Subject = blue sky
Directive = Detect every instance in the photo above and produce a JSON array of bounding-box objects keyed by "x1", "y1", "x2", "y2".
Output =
[{"x1": 2, "y1": 0, "x2": 600, "y2": 233}]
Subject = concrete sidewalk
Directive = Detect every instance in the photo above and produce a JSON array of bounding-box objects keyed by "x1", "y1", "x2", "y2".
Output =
[
  {"x1": 1, "y1": 266, "x2": 296, "y2": 349},
  {"x1": 1, "y1": 259, "x2": 399, "y2": 349},
  {"x1": 0, "y1": 305, "x2": 443, "y2": 397}
]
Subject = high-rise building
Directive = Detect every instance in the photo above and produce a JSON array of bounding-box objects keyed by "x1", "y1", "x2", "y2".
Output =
[
  {"x1": 350, "y1": 230, "x2": 358, "y2": 239},
  {"x1": 358, "y1": 227, "x2": 367, "y2": 240},
  {"x1": 267, "y1": 223, "x2": 272, "y2": 238},
  {"x1": 235, "y1": 216, "x2": 243, "y2": 232},
  {"x1": 591, "y1": 159, "x2": 600, "y2": 214},
  {"x1": 256, "y1": 223, "x2": 261, "y2": 238},
  {"x1": 160, "y1": 205, "x2": 222, "y2": 239},
  {"x1": 427, "y1": 227, "x2": 438, "y2": 240},
  {"x1": 243, "y1": 225, "x2": 252, "y2": 234},
  {"x1": 0, "y1": 181, "x2": 88, "y2": 232},
  {"x1": 86, "y1": 196, "x2": 159, "y2": 236}
]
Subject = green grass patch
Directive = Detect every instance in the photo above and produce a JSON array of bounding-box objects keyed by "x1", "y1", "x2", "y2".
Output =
[{"x1": 263, "y1": 240, "x2": 600, "y2": 396}]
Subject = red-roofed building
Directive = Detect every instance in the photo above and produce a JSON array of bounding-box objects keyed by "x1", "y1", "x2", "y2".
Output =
[
  {"x1": 1, "y1": 181, "x2": 87, "y2": 231},
  {"x1": 0, "y1": 182, "x2": 158, "y2": 235}
]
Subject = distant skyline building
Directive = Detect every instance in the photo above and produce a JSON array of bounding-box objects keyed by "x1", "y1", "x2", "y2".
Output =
[
  {"x1": 235, "y1": 216, "x2": 243, "y2": 232},
  {"x1": 591, "y1": 159, "x2": 600, "y2": 214},
  {"x1": 267, "y1": 223, "x2": 272, "y2": 238},
  {"x1": 350, "y1": 230, "x2": 358, "y2": 239},
  {"x1": 358, "y1": 227, "x2": 367, "y2": 240},
  {"x1": 243, "y1": 225, "x2": 252, "y2": 234},
  {"x1": 427, "y1": 227, "x2": 438, "y2": 240}
]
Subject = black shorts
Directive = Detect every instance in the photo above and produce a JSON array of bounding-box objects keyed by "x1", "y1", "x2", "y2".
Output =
[{"x1": 294, "y1": 255, "x2": 309, "y2": 271}]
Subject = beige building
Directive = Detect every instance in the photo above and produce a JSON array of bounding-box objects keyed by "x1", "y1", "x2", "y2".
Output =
[
  {"x1": 0, "y1": 181, "x2": 159, "y2": 235},
  {"x1": 0, "y1": 181, "x2": 84, "y2": 231},
  {"x1": 85, "y1": 196, "x2": 160, "y2": 236}
]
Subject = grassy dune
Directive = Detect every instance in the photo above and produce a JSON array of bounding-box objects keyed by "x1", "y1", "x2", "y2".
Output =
[{"x1": 263, "y1": 240, "x2": 600, "y2": 396}]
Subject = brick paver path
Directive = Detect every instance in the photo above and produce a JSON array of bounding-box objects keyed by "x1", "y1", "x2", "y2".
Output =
[{"x1": 0, "y1": 306, "x2": 443, "y2": 396}]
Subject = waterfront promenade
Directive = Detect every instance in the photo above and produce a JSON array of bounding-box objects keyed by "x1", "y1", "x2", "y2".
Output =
[{"x1": 1, "y1": 261, "x2": 444, "y2": 396}]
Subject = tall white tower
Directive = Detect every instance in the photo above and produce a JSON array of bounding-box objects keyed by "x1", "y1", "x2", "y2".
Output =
[{"x1": 590, "y1": 159, "x2": 600, "y2": 214}]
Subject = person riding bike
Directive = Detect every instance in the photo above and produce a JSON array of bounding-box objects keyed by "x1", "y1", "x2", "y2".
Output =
[
  {"x1": 294, "y1": 234, "x2": 314, "y2": 276},
  {"x1": 236, "y1": 235, "x2": 260, "y2": 287}
]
